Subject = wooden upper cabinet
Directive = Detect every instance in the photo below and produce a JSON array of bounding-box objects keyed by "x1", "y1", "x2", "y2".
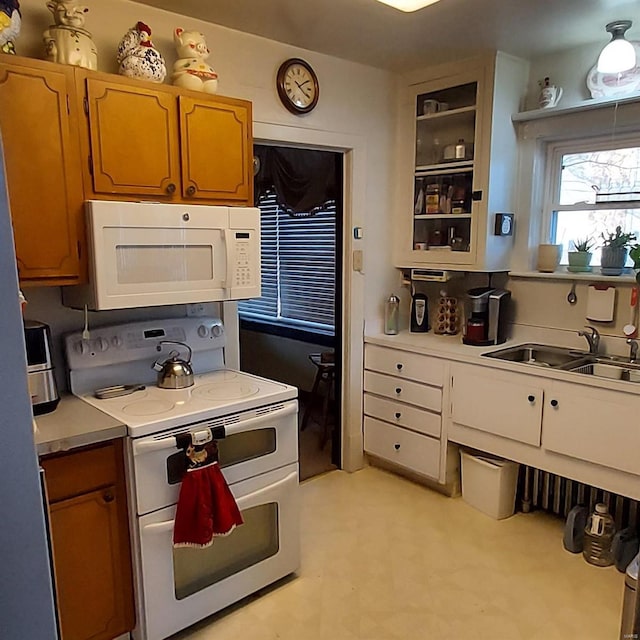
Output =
[
  {"x1": 84, "y1": 77, "x2": 181, "y2": 199},
  {"x1": 0, "y1": 57, "x2": 84, "y2": 284},
  {"x1": 79, "y1": 70, "x2": 253, "y2": 205},
  {"x1": 179, "y1": 95, "x2": 252, "y2": 203}
]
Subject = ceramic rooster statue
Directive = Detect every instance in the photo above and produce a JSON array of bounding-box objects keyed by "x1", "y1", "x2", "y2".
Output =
[
  {"x1": 117, "y1": 21, "x2": 166, "y2": 83},
  {"x1": 0, "y1": 0, "x2": 21, "y2": 54}
]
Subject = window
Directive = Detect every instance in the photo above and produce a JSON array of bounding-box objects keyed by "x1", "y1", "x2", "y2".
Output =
[
  {"x1": 546, "y1": 134, "x2": 640, "y2": 265},
  {"x1": 238, "y1": 190, "x2": 336, "y2": 335}
]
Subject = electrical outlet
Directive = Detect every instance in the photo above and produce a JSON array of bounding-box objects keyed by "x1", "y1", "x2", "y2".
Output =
[{"x1": 186, "y1": 303, "x2": 206, "y2": 317}]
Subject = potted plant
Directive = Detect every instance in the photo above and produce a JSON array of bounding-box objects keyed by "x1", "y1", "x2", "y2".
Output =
[
  {"x1": 568, "y1": 237, "x2": 594, "y2": 272},
  {"x1": 630, "y1": 244, "x2": 640, "y2": 283},
  {"x1": 600, "y1": 226, "x2": 637, "y2": 275}
]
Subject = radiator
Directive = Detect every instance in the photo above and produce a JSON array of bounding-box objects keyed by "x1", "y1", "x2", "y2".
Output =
[{"x1": 518, "y1": 466, "x2": 640, "y2": 532}]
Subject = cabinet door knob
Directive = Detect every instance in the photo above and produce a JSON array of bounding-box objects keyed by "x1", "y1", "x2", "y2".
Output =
[
  {"x1": 395, "y1": 387, "x2": 402, "y2": 394},
  {"x1": 186, "y1": 185, "x2": 196, "y2": 196},
  {"x1": 395, "y1": 412, "x2": 401, "y2": 419},
  {"x1": 103, "y1": 492, "x2": 114, "y2": 503},
  {"x1": 396, "y1": 363, "x2": 403, "y2": 370},
  {"x1": 166, "y1": 182, "x2": 176, "y2": 194},
  {"x1": 394, "y1": 443, "x2": 401, "y2": 450},
  {"x1": 527, "y1": 395, "x2": 535, "y2": 403},
  {"x1": 550, "y1": 399, "x2": 559, "y2": 408}
]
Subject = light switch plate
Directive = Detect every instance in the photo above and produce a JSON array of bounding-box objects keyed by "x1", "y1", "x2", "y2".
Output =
[{"x1": 353, "y1": 249, "x2": 363, "y2": 272}]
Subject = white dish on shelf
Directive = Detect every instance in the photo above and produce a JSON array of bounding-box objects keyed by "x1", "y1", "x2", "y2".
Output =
[{"x1": 586, "y1": 42, "x2": 640, "y2": 99}]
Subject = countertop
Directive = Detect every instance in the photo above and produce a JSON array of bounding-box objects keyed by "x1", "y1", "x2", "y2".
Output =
[
  {"x1": 365, "y1": 328, "x2": 640, "y2": 396},
  {"x1": 34, "y1": 393, "x2": 126, "y2": 457}
]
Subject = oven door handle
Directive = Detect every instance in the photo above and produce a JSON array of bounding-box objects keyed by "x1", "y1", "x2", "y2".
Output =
[
  {"x1": 132, "y1": 402, "x2": 298, "y2": 456},
  {"x1": 141, "y1": 470, "x2": 298, "y2": 534}
]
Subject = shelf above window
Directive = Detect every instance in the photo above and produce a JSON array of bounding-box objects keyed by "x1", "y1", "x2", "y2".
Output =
[{"x1": 512, "y1": 94, "x2": 640, "y2": 123}]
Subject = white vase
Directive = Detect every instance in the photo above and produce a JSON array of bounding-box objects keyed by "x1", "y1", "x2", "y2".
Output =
[{"x1": 536, "y1": 244, "x2": 562, "y2": 273}]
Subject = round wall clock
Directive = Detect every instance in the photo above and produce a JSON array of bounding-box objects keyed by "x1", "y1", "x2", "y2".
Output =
[{"x1": 276, "y1": 58, "x2": 319, "y2": 114}]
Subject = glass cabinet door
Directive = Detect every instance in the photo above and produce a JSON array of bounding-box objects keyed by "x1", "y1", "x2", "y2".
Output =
[{"x1": 413, "y1": 82, "x2": 477, "y2": 258}]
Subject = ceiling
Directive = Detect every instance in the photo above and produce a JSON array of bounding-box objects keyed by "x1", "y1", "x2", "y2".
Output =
[{"x1": 136, "y1": 0, "x2": 640, "y2": 72}]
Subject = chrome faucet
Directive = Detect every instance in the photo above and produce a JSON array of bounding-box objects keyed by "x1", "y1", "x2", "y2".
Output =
[
  {"x1": 627, "y1": 338, "x2": 639, "y2": 363},
  {"x1": 578, "y1": 325, "x2": 601, "y2": 354}
]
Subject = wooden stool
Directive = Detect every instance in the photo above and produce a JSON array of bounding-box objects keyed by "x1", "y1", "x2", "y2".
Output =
[{"x1": 300, "y1": 352, "x2": 335, "y2": 449}]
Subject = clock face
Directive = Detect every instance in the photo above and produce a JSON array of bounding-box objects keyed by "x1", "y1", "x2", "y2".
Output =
[{"x1": 277, "y1": 58, "x2": 319, "y2": 114}]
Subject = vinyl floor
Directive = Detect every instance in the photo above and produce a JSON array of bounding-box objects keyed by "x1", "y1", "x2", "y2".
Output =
[{"x1": 172, "y1": 465, "x2": 624, "y2": 640}]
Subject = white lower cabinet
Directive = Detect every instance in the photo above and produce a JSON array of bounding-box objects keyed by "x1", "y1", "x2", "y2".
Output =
[
  {"x1": 451, "y1": 363, "x2": 543, "y2": 446},
  {"x1": 542, "y1": 379, "x2": 640, "y2": 476},
  {"x1": 450, "y1": 361, "x2": 640, "y2": 482},
  {"x1": 363, "y1": 344, "x2": 444, "y2": 481}
]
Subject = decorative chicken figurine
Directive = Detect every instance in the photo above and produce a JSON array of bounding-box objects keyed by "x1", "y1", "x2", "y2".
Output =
[
  {"x1": 0, "y1": 0, "x2": 21, "y2": 55},
  {"x1": 117, "y1": 21, "x2": 166, "y2": 83}
]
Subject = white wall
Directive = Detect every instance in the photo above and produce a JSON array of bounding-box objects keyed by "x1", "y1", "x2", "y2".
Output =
[{"x1": 15, "y1": 0, "x2": 398, "y2": 471}]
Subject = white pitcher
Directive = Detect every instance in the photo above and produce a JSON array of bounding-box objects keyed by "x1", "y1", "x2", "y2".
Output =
[{"x1": 539, "y1": 80, "x2": 563, "y2": 109}]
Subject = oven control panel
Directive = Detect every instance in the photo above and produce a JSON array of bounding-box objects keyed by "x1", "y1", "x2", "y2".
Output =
[{"x1": 65, "y1": 317, "x2": 225, "y2": 370}]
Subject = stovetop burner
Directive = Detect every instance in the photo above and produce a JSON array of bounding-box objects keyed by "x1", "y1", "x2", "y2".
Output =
[{"x1": 78, "y1": 368, "x2": 297, "y2": 437}]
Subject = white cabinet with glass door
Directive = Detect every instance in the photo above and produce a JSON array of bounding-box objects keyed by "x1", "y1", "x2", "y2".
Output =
[{"x1": 393, "y1": 52, "x2": 528, "y2": 271}]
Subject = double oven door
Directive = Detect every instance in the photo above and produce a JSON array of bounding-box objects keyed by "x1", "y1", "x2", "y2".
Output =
[{"x1": 128, "y1": 400, "x2": 299, "y2": 640}]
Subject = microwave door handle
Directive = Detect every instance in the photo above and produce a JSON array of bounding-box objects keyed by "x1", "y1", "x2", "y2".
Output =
[{"x1": 222, "y1": 229, "x2": 233, "y2": 291}]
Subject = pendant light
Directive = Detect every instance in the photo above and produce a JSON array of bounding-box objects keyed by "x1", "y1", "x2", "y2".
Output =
[
  {"x1": 374, "y1": 0, "x2": 441, "y2": 12},
  {"x1": 597, "y1": 20, "x2": 636, "y2": 74}
]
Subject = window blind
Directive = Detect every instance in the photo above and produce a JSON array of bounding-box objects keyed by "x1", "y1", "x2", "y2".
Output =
[{"x1": 239, "y1": 191, "x2": 336, "y2": 331}]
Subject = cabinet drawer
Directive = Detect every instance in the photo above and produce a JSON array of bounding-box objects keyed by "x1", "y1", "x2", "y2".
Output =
[
  {"x1": 41, "y1": 440, "x2": 120, "y2": 503},
  {"x1": 364, "y1": 370, "x2": 441, "y2": 412},
  {"x1": 364, "y1": 417, "x2": 440, "y2": 479},
  {"x1": 365, "y1": 344, "x2": 444, "y2": 387},
  {"x1": 364, "y1": 393, "x2": 441, "y2": 438}
]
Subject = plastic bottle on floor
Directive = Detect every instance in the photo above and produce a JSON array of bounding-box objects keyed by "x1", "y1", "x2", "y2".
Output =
[{"x1": 583, "y1": 503, "x2": 616, "y2": 567}]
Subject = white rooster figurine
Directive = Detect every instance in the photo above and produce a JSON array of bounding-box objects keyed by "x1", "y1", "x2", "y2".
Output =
[
  {"x1": 0, "y1": 0, "x2": 21, "y2": 54},
  {"x1": 117, "y1": 21, "x2": 166, "y2": 83}
]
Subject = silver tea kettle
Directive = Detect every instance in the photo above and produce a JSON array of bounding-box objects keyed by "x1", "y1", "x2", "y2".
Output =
[{"x1": 152, "y1": 340, "x2": 194, "y2": 389}]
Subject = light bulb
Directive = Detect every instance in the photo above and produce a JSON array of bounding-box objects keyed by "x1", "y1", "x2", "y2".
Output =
[
  {"x1": 375, "y1": 0, "x2": 441, "y2": 12},
  {"x1": 597, "y1": 20, "x2": 636, "y2": 74}
]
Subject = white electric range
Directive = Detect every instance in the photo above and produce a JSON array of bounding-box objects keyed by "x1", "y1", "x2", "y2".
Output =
[{"x1": 65, "y1": 317, "x2": 300, "y2": 640}]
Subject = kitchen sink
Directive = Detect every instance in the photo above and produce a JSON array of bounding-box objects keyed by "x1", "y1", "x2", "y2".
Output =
[
  {"x1": 565, "y1": 357, "x2": 640, "y2": 383},
  {"x1": 483, "y1": 343, "x2": 588, "y2": 368}
]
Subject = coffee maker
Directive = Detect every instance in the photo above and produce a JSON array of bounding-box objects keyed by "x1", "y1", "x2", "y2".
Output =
[
  {"x1": 24, "y1": 320, "x2": 60, "y2": 415},
  {"x1": 462, "y1": 287, "x2": 511, "y2": 346}
]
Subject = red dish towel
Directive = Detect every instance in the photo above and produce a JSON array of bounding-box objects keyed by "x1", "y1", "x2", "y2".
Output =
[{"x1": 173, "y1": 441, "x2": 243, "y2": 548}]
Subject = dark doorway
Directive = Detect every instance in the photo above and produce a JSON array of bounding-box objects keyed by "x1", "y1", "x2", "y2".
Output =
[{"x1": 238, "y1": 144, "x2": 343, "y2": 480}]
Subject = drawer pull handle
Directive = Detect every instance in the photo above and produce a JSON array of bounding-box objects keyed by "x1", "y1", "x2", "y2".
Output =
[
  {"x1": 550, "y1": 399, "x2": 559, "y2": 408},
  {"x1": 103, "y1": 492, "x2": 115, "y2": 503},
  {"x1": 395, "y1": 412, "x2": 401, "y2": 419},
  {"x1": 395, "y1": 387, "x2": 402, "y2": 394},
  {"x1": 396, "y1": 363, "x2": 403, "y2": 370},
  {"x1": 186, "y1": 185, "x2": 197, "y2": 196},
  {"x1": 527, "y1": 395, "x2": 535, "y2": 403},
  {"x1": 165, "y1": 182, "x2": 176, "y2": 194},
  {"x1": 394, "y1": 443, "x2": 400, "y2": 450}
]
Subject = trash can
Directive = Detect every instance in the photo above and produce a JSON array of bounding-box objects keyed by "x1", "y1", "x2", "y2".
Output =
[
  {"x1": 460, "y1": 450, "x2": 519, "y2": 520},
  {"x1": 620, "y1": 552, "x2": 639, "y2": 640}
]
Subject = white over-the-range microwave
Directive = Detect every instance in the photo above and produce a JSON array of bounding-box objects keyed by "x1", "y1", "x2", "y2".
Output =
[{"x1": 63, "y1": 200, "x2": 261, "y2": 310}]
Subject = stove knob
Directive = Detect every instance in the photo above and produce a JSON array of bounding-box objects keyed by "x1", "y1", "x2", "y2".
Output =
[
  {"x1": 211, "y1": 324, "x2": 223, "y2": 337},
  {"x1": 96, "y1": 337, "x2": 109, "y2": 352},
  {"x1": 75, "y1": 340, "x2": 90, "y2": 355},
  {"x1": 111, "y1": 336, "x2": 123, "y2": 348},
  {"x1": 197, "y1": 324, "x2": 209, "y2": 338}
]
